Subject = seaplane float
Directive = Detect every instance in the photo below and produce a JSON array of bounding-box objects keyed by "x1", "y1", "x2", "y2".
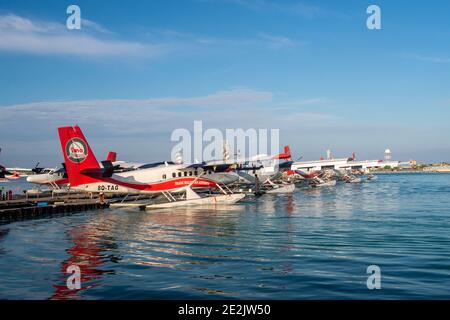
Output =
[{"x1": 285, "y1": 169, "x2": 337, "y2": 187}]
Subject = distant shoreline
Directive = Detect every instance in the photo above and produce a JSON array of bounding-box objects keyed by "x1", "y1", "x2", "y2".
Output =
[{"x1": 371, "y1": 170, "x2": 450, "y2": 174}]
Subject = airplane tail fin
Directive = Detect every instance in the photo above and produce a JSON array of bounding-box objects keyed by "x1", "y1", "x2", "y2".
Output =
[
  {"x1": 273, "y1": 145, "x2": 292, "y2": 160},
  {"x1": 284, "y1": 146, "x2": 291, "y2": 159},
  {"x1": 106, "y1": 151, "x2": 117, "y2": 162},
  {"x1": 57, "y1": 125, "x2": 100, "y2": 187}
]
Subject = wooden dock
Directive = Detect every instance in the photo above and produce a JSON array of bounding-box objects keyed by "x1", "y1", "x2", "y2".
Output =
[{"x1": 0, "y1": 194, "x2": 109, "y2": 224}]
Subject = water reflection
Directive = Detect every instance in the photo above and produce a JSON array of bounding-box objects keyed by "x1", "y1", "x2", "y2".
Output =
[
  {"x1": 117, "y1": 206, "x2": 246, "y2": 270},
  {"x1": 0, "y1": 174, "x2": 441, "y2": 299},
  {"x1": 0, "y1": 228, "x2": 10, "y2": 255},
  {"x1": 51, "y1": 213, "x2": 120, "y2": 300}
]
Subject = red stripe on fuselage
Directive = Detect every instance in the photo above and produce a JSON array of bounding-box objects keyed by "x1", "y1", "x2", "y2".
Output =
[
  {"x1": 97, "y1": 176, "x2": 217, "y2": 192},
  {"x1": 55, "y1": 178, "x2": 69, "y2": 185}
]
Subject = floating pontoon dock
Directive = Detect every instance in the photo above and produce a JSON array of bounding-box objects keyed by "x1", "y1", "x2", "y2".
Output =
[{"x1": 0, "y1": 193, "x2": 108, "y2": 224}]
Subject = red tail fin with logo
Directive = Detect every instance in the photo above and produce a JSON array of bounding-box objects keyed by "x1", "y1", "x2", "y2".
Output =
[{"x1": 58, "y1": 125, "x2": 101, "y2": 187}]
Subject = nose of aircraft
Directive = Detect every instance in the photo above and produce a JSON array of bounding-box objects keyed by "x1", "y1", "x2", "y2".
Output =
[{"x1": 26, "y1": 175, "x2": 42, "y2": 183}]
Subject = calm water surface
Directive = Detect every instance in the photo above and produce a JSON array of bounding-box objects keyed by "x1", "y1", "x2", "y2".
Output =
[{"x1": 0, "y1": 173, "x2": 449, "y2": 299}]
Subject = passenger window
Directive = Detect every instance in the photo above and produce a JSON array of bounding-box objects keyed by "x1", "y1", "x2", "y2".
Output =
[
  {"x1": 172, "y1": 172, "x2": 176, "y2": 178},
  {"x1": 178, "y1": 172, "x2": 182, "y2": 177},
  {"x1": 162, "y1": 174, "x2": 166, "y2": 179},
  {"x1": 194, "y1": 171, "x2": 198, "y2": 176},
  {"x1": 189, "y1": 171, "x2": 193, "y2": 176},
  {"x1": 184, "y1": 171, "x2": 187, "y2": 177}
]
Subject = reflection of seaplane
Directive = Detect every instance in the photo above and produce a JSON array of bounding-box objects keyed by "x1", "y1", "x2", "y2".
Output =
[{"x1": 58, "y1": 126, "x2": 245, "y2": 209}]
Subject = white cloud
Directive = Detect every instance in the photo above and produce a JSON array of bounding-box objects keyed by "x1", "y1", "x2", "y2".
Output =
[
  {"x1": 2, "y1": 87, "x2": 429, "y2": 165},
  {"x1": 271, "y1": 98, "x2": 332, "y2": 111},
  {"x1": 0, "y1": 14, "x2": 165, "y2": 57},
  {"x1": 0, "y1": 88, "x2": 273, "y2": 112},
  {"x1": 143, "y1": 27, "x2": 304, "y2": 51},
  {"x1": 0, "y1": 13, "x2": 303, "y2": 58},
  {"x1": 0, "y1": 88, "x2": 332, "y2": 143},
  {"x1": 258, "y1": 33, "x2": 297, "y2": 48},
  {"x1": 203, "y1": 0, "x2": 345, "y2": 19},
  {"x1": 82, "y1": 19, "x2": 115, "y2": 35},
  {"x1": 0, "y1": 88, "x2": 277, "y2": 141},
  {"x1": 0, "y1": 14, "x2": 60, "y2": 33},
  {"x1": 403, "y1": 53, "x2": 450, "y2": 64}
]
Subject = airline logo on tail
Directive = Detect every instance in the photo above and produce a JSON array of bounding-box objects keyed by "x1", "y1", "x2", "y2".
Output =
[{"x1": 65, "y1": 138, "x2": 88, "y2": 163}]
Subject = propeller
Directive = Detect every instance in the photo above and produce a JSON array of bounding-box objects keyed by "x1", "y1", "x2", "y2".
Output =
[
  {"x1": 32, "y1": 162, "x2": 44, "y2": 174},
  {"x1": 61, "y1": 163, "x2": 68, "y2": 178}
]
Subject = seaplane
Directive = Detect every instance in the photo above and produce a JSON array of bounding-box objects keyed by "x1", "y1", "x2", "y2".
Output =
[
  {"x1": 57, "y1": 125, "x2": 245, "y2": 209},
  {"x1": 335, "y1": 168, "x2": 376, "y2": 183},
  {"x1": 204, "y1": 145, "x2": 296, "y2": 194},
  {"x1": 26, "y1": 152, "x2": 119, "y2": 189},
  {"x1": 287, "y1": 168, "x2": 337, "y2": 187},
  {"x1": 0, "y1": 165, "x2": 8, "y2": 182},
  {"x1": 0, "y1": 167, "x2": 22, "y2": 181},
  {"x1": 26, "y1": 167, "x2": 68, "y2": 187},
  {"x1": 0, "y1": 149, "x2": 23, "y2": 181}
]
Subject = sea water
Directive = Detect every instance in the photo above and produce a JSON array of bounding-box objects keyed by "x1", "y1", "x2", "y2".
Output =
[{"x1": 0, "y1": 173, "x2": 449, "y2": 299}]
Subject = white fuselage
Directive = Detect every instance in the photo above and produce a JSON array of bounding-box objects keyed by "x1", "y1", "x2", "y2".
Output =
[{"x1": 73, "y1": 163, "x2": 240, "y2": 194}]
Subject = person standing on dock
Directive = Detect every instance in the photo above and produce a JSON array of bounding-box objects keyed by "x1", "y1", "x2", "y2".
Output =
[{"x1": 99, "y1": 192, "x2": 105, "y2": 204}]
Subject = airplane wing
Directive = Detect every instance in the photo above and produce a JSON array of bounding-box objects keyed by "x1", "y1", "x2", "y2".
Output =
[
  {"x1": 5, "y1": 167, "x2": 34, "y2": 176},
  {"x1": 203, "y1": 145, "x2": 292, "y2": 168},
  {"x1": 177, "y1": 163, "x2": 235, "y2": 172}
]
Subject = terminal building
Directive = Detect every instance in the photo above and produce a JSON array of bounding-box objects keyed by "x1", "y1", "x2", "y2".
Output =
[{"x1": 291, "y1": 149, "x2": 400, "y2": 172}]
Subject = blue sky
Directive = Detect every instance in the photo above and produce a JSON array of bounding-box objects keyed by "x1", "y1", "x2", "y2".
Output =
[{"x1": 0, "y1": 0, "x2": 449, "y2": 166}]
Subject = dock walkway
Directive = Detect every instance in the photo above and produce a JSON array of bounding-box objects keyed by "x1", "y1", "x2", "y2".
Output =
[{"x1": 0, "y1": 194, "x2": 109, "y2": 224}]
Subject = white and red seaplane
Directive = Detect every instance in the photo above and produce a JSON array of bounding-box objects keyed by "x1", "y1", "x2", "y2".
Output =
[
  {"x1": 205, "y1": 145, "x2": 295, "y2": 194},
  {"x1": 26, "y1": 151, "x2": 119, "y2": 189},
  {"x1": 57, "y1": 125, "x2": 245, "y2": 209}
]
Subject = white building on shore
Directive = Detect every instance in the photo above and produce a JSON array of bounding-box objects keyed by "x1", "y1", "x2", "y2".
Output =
[
  {"x1": 291, "y1": 149, "x2": 400, "y2": 172},
  {"x1": 292, "y1": 158, "x2": 400, "y2": 172}
]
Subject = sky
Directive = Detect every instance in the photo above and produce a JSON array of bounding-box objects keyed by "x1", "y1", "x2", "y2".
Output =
[{"x1": 0, "y1": 0, "x2": 449, "y2": 167}]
